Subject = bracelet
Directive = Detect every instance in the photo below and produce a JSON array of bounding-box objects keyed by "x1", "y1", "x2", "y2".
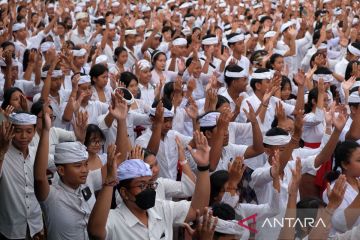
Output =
[
  {"x1": 179, "y1": 158, "x2": 188, "y2": 166},
  {"x1": 197, "y1": 164, "x2": 210, "y2": 172},
  {"x1": 178, "y1": 72, "x2": 184, "y2": 76},
  {"x1": 261, "y1": 103, "x2": 268, "y2": 108},
  {"x1": 103, "y1": 180, "x2": 118, "y2": 187}
]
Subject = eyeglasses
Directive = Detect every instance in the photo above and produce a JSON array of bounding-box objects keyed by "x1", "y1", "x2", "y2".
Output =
[
  {"x1": 38, "y1": 115, "x2": 56, "y2": 121},
  {"x1": 89, "y1": 140, "x2": 105, "y2": 146},
  {"x1": 130, "y1": 182, "x2": 158, "y2": 191}
]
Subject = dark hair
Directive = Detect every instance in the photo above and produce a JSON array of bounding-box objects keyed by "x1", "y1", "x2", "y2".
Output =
[
  {"x1": 163, "y1": 82, "x2": 175, "y2": 101},
  {"x1": 120, "y1": 71, "x2": 138, "y2": 88},
  {"x1": 210, "y1": 170, "x2": 229, "y2": 206},
  {"x1": 212, "y1": 203, "x2": 236, "y2": 220},
  {"x1": 113, "y1": 46, "x2": 127, "y2": 62},
  {"x1": 310, "y1": 52, "x2": 325, "y2": 68},
  {"x1": 151, "y1": 50, "x2": 166, "y2": 69},
  {"x1": 345, "y1": 61, "x2": 360, "y2": 81},
  {"x1": 295, "y1": 197, "x2": 327, "y2": 238},
  {"x1": 216, "y1": 95, "x2": 230, "y2": 110},
  {"x1": 304, "y1": 87, "x2": 319, "y2": 114},
  {"x1": 327, "y1": 141, "x2": 360, "y2": 182},
  {"x1": 281, "y1": 75, "x2": 292, "y2": 91},
  {"x1": 312, "y1": 30, "x2": 321, "y2": 45},
  {"x1": 224, "y1": 64, "x2": 244, "y2": 87},
  {"x1": 143, "y1": 148, "x2": 156, "y2": 160},
  {"x1": 151, "y1": 97, "x2": 173, "y2": 113},
  {"x1": 226, "y1": 33, "x2": 239, "y2": 48},
  {"x1": 267, "y1": 53, "x2": 283, "y2": 70},
  {"x1": 1, "y1": 87, "x2": 23, "y2": 110},
  {"x1": 30, "y1": 100, "x2": 53, "y2": 116},
  {"x1": 89, "y1": 64, "x2": 108, "y2": 85},
  {"x1": 250, "y1": 68, "x2": 270, "y2": 91},
  {"x1": 84, "y1": 124, "x2": 106, "y2": 147}
]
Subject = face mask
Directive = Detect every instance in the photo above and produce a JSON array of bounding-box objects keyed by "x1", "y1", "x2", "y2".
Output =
[
  {"x1": 134, "y1": 188, "x2": 156, "y2": 210},
  {"x1": 220, "y1": 192, "x2": 239, "y2": 208}
]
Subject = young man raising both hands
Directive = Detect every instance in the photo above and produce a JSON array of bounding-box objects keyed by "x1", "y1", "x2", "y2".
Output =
[{"x1": 88, "y1": 130, "x2": 211, "y2": 240}]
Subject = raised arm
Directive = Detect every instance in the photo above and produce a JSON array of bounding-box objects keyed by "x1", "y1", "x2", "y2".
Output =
[
  {"x1": 185, "y1": 131, "x2": 211, "y2": 222},
  {"x1": 278, "y1": 158, "x2": 302, "y2": 240},
  {"x1": 0, "y1": 121, "x2": 14, "y2": 175},
  {"x1": 314, "y1": 111, "x2": 347, "y2": 168},
  {"x1": 243, "y1": 101, "x2": 264, "y2": 158},
  {"x1": 33, "y1": 103, "x2": 51, "y2": 201},
  {"x1": 88, "y1": 145, "x2": 120, "y2": 239},
  {"x1": 146, "y1": 102, "x2": 164, "y2": 154},
  {"x1": 308, "y1": 175, "x2": 346, "y2": 240},
  {"x1": 209, "y1": 108, "x2": 232, "y2": 172}
]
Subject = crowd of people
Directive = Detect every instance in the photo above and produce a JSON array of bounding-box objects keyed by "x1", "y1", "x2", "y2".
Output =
[{"x1": 2, "y1": 0, "x2": 360, "y2": 239}]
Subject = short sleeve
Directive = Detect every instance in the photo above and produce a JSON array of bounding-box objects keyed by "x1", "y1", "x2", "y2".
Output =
[
  {"x1": 163, "y1": 200, "x2": 191, "y2": 225},
  {"x1": 87, "y1": 169, "x2": 103, "y2": 191}
]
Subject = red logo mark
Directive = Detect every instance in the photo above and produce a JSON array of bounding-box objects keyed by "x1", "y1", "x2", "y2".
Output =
[{"x1": 238, "y1": 213, "x2": 258, "y2": 233}]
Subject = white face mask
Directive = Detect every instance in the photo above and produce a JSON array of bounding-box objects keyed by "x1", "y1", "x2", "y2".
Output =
[{"x1": 220, "y1": 192, "x2": 239, "y2": 208}]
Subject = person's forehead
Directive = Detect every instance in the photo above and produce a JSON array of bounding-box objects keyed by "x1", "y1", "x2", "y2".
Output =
[
  {"x1": 132, "y1": 176, "x2": 152, "y2": 184},
  {"x1": 14, "y1": 124, "x2": 35, "y2": 130}
]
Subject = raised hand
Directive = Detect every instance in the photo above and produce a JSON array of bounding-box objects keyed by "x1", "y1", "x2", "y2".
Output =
[
  {"x1": 20, "y1": 94, "x2": 28, "y2": 112},
  {"x1": 109, "y1": 92, "x2": 128, "y2": 121},
  {"x1": 227, "y1": 156, "x2": 246, "y2": 185},
  {"x1": 153, "y1": 101, "x2": 164, "y2": 124},
  {"x1": 243, "y1": 101, "x2": 257, "y2": 123},
  {"x1": 41, "y1": 101, "x2": 52, "y2": 131},
  {"x1": 183, "y1": 208, "x2": 218, "y2": 240},
  {"x1": 187, "y1": 78, "x2": 196, "y2": 94},
  {"x1": 217, "y1": 107, "x2": 232, "y2": 130},
  {"x1": 342, "y1": 76, "x2": 356, "y2": 92},
  {"x1": 0, "y1": 121, "x2": 14, "y2": 153},
  {"x1": 129, "y1": 145, "x2": 144, "y2": 160},
  {"x1": 1, "y1": 105, "x2": 14, "y2": 118},
  {"x1": 271, "y1": 150, "x2": 281, "y2": 193},
  {"x1": 234, "y1": 95, "x2": 244, "y2": 112},
  {"x1": 175, "y1": 135, "x2": 186, "y2": 162},
  {"x1": 105, "y1": 144, "x2": 120, "y2": 185},
  {"x1": 288, "y1": 157, "x2": 302, "y2": 195},
  {"x1": 73, "y1": 110, "x2": 88, "y2": 143},
  {"x1": 275, "y1": 101, "x2": 286, "y2": 123},
  {"x1": 326, "y1": 174, "x2": 347, "y2": 210},
  {"x1": 185, "y1": 98, "x2": 198, "y2": 120},
  {"x1": 187, "y1": 131, "x2": 210, "y2": 167},
  {"x1": 294, "y1": 69, "x2": 305, "y2": 86},
  {"x1": 318, "y1": 78, "x2": 326, "y2": 93},
  {"x1": 333, "y1": 110, "x2": 348, "y2": 132}
]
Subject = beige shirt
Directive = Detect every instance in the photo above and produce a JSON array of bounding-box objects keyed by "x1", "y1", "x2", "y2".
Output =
[
  {"x1": 0, "y1": 144, "x2": 43, "y2": 239},
  {"x1": 106, "y1": 199, "x2": 190, "y2": 240}
]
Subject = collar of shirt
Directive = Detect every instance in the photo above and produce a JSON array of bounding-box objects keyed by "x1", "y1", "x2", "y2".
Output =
[
  {"x1": 117, "y1": 201, "x2": 162, "y2": 227},
  {"x1": 139, "y1": 82, "x2": 154, "y2": 90},
  {"x1": 58, "y1": 179, "x2": 82, "y2": 195},
  {"x1": 9, "y1": 143, "x2": 32, "y2": 159}
]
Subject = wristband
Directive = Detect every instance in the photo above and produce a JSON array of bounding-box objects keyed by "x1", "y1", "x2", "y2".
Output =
[
  {"x1": 197, "y1": 164, "x2": 210, "y2": 172},
  {"x1": 261, "y1": 103, "x2": 268, "y2": 108},
  {"x1": 103, "y1": 180, "x2": 118, "y2": 187},
  {"x1": 179, "y1": 158, "x2": 188, "y2": 166},
  {"x1": 178, "y1": 72, "x2": 184, "y2": 76}
]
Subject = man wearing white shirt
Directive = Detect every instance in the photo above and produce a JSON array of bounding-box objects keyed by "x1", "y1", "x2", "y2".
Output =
[
  {"x1": 335, "y1": 42, "x2": 360, "y2": 79},
  {"x1": 225, "y1": 33, "x2": 250, "y2": 72},
  {"x1": 69, "y1": 12, "x2": 91, "y2": 47},
  {"x1": 0, "y1": 113, "x2": 43, "y2": 239}
]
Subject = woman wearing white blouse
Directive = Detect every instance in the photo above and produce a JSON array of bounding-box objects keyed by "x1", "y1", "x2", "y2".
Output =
[
  {"x1": 150, "y1": 50, "x2": 178, "y2": 85},
  {"x1": 89, "y1": 64, "x2": 112, "y2": 104},
  {"x1": 109, "y1": 46, "x2": 131, "y2": 76},
  {"x1": 84, "y1": 124, "x2": 108, "y2": 171}
]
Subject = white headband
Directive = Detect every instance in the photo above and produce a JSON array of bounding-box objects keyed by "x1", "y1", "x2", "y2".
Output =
[
  {"x1": 41, "y1": 70, "x2": 63, "y2": 78},
  {"x1": 251, "y1": 71, "x2": 274, "y2": 80},
  {"x1": 125, "y1": 29, "x2": 137, "y2": 35},
  {"x1": 348, "y1": 44, "x2": 360, "y2": 57},
  {"x1": 78, "y1": 75, "x2": 91, "y2": 85},
  {"x1": 72, "y1": 48, "x2": 87, "y2": 57},
  {"x1": 224, "y1": 69, "x2": 248, "y2": 78},
  {"x1": 138, "y1": 59, "x2": 151, "y2": 71},
  {"x1": 40, "y1": 41, "x2": 55, "y2": 52},
  {"x1": 202, "y1": 37, "x2": 218, "y2": 45},
  {"x1": 264, "y1": 31, "x2": 276, "y2": 39},
  {"x1": 263, "y1": 134, "x2": 291, "y2": 145},
  {"x1": 199, "y1": 112, "x2": 220, "y2": 127},
  {"x1": 9, "y1": 113, "x2": 37, "y2": 125},
  {"x1": 149, "y1": 107, "x2": 174, "y2": 118},
  {"x1": 227, "y1": 34, "x2": 245, "y2": 43},
  {"x1": 313, "y1": 74, "x2": 334, "y2": 83},
  {"x1": 173, "y1": 38, "x2": 187, "y2": 46},
  {"x1": 349, "y1": 92, "x2": 360, "y2": 103}
]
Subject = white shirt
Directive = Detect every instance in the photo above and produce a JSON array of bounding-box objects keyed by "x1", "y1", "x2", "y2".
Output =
[
  {"x1": 124, "y1": 45, "x2": 142, "y2": 69},
  {"x1": 334, "y1": 57, "x2": 349, "y2": 78},
  {"x1": 69, "y1": 28, "x2": 91, "y2": 46},
  {"x1": 330, "y1": 225, "x2": 360, "y2": 240},
  {"x1": 138, "y1": 83, "x2": 155, "y2": 106},
  {"x1": 105, "y1": 199, "x2": 190, "y2": 240},
  {"x1": 323, "y1": 181, "x2": 360, "y2": 236},
  {"x1": 30, "y1": 127, "x2": 76, "y2": 172},
  {"x1": 90, "y1": 85, "x2": 113, "y2": 104},
  {"x1": 215, "y1": 143, "x2": 248, "y2": 171},
  {"x1": 0, "y1": 144, "x2": 43, "y2": 239},
  {"x1": 150, "y1": 70, "x2": 178, "y2": 86},
  {"x1": 40, "y1": 169, "x2": 102, "y2": 240},
  {"x1": 135, "y1": 128, "x2": 192, "y2": 180},
  {"x1": 225, "y1": 55, "x2": 250, "y2": 73},
  {"x1": 156, "y1": 175, "x2": 195, "y2": 201},
  {"x1": 250, "y1": 156, "x2": 320, "y2": 239},
  {"x1": 302, "y1": 108, "x2": 325, "y2": 144},
  {"x1": 97, "y1": 111, "x2": 150, "y2": 148}
]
